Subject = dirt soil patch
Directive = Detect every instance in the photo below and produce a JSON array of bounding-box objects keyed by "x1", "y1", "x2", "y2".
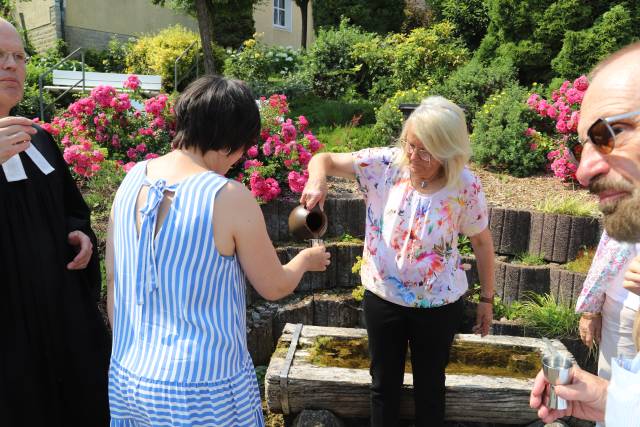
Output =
[{"x1": 325, "y1": 165, "x2": 599, "y2": 212}]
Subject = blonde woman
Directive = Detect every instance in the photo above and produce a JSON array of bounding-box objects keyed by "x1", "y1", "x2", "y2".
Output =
[{"x1": 301, "y1": 96, "x2": 495, "y2": 427}]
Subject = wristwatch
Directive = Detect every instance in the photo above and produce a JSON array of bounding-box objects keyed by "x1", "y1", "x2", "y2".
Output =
[{"x1": 580, "y1": 312, "x2": 602, "y2": 319}]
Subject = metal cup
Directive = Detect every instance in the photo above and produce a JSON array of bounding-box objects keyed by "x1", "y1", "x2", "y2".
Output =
[
  {"x1": 310, "y1": 238, "x2": 324, "y2": 247},
  {"x1": 542, "y1": 354, "x2": 573, "y2": 410}
]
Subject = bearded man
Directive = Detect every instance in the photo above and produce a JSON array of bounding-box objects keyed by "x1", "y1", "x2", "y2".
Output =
[
  {"x1": 530, "y1": 42, "x2": 640, "y2": 426},
  {"x1": 0, "y1": 18, "x2": 110, "y2": 426}
]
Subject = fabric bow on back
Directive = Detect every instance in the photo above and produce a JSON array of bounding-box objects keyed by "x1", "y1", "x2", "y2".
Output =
[{"x1": 135, "y1": 178, "x2": 179, "y2": 305}]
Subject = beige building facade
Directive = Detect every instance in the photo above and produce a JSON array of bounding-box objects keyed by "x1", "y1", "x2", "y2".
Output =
[
  {"x1": 11, "y1": 0, "x2": 314, "y2": 53},
  {"x1": 254, "y1": 0, "x2": 315, "y2": 48}
]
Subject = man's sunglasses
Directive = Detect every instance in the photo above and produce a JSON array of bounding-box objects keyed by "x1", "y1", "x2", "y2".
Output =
[{"x1": 586, "y1": 110, "x2": 640, "y2": 154}]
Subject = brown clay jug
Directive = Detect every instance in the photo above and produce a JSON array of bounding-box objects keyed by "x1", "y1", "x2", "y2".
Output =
[{"x1": 288, "y1": 204, "x2": 328, "y2": 240}]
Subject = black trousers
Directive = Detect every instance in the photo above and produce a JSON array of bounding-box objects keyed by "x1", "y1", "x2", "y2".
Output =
[{"x1": 363, "y1": 290, "x2": 463, "y2": 427}]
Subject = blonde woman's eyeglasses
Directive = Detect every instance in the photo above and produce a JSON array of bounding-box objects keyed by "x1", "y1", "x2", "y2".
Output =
[
  {"x1": 0, "y1": 50, "x2": 30, "y2": 65},
  {"x1": 402, "y1": 139, "x2": 431, "y2": 163}
]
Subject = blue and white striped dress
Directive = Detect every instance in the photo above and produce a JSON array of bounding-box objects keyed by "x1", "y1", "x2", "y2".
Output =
[{"x1": 109, "y1": 161, "x2": 264, "y2": 427}]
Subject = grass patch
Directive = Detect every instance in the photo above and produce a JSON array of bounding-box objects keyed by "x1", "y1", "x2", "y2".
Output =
[
  {"x1": 289, "y1": 96, "x2": 377, "y2": 128},
  {"x1": 535, "y1": 195, "x2": 599, "y2": 217},
  {"x1": 513, "y1": 252, "x2": 546, "y2": 266},
  {"x1": 518, "y1": 293, "x2": 579, "y2": 339},
  {"x1": 565, "y1": 246, "x2": 596, "y2": 274},
  {"x1": 316, "y1": 124, "x2": 378, "y2": 153}
]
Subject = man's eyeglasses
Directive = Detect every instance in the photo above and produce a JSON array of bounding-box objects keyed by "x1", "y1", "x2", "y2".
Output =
[
  {"x1": 0, "y1": 50, "x2": 30, "y2": 65},
  {"x1": 586, "y1": 110, "x2": 640, "y2": 154}
]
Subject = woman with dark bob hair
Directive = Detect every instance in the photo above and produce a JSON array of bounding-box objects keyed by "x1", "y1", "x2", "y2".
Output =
[
  {"x1": 301, "y1": 96, "x2": 495, "y2": 427},
  {"x1": 106, "y1": 75, "x2": 330, "y2": 426}
]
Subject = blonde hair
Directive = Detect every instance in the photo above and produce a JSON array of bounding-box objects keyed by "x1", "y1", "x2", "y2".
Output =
[{"x1": 396, "y1": 96, "x2": 471, "y2": 188}]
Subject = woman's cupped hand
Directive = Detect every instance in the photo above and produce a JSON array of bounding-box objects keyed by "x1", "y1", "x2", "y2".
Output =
[{"x1": 473, "y1": 302, "x2": 492, "y2": 337}]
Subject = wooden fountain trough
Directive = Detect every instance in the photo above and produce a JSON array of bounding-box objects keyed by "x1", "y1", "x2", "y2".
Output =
[{"x1": 265, "y1": 323, "x2": 573, "y2": 424}]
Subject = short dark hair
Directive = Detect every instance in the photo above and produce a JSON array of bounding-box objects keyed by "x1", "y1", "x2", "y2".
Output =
[{"x1": 172, "y1": 75, "x2": 260, "y2": 154}]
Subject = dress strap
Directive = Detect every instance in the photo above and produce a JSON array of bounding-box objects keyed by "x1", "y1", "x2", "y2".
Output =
[{"x1": 135, "y1": 178, "x2": 179, "y2": 305}]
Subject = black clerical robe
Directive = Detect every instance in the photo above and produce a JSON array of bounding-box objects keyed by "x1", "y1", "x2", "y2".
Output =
[{"x1": 0, "y1": 125, "x2": 111, "y2": 426}]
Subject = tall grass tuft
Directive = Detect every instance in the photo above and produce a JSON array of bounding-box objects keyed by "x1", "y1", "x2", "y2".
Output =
[
  {"x1": 519, "y1": 293, "x2": 579, "y2": 339},
  {"x1": 535, "y1": 195, "x2": 599, "y2": 217}
]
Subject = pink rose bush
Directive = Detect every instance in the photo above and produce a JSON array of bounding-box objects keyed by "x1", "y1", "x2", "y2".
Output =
[
  {"x1": 227, "y1": 94, "x2": 323, "y2": 202},
  {"x1": 41, "y1": 75, "x2": 175, "y2": 178},
  {"x1": 526, "y1": 76, "x2": 588, "y2": 182}
]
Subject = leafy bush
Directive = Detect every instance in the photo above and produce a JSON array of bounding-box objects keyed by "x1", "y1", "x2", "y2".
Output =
[
  {"x1": 368, "y1": 22, "x2": 469, "y2": 101},
  {"x1": 13, "y1": 84, "x2": 53, "y2": 120},
  {"x1": 103, "y1": 38, "x2": 133, "y2": 73},
  {"x1": 312, "y1": 0, "x2": 405, "y2": 34},
  {"x1": 248, "y1": 74, "x2": 312, "y2": 101},
  {"x1": 471, "y1": 85, "x2": 546, "y2": 177},
  {"x1": 428, "y1": 56, "x2": 517, "y2": 128},
  {"x1": 518, "y1": 293, "x2": 580, "y2": 339},
  {"x1": 551, "y1": 4, "x2": 638, "y2": 79},
  {"x1": 224, "y1": 37, "x2": 302, "y2": 83},
  {"x1": 303, "y1": 19, "x2": 378, "y2": 99},
  {"x1": 226, "y1": 95, "x2": 323, "y2": 202},
  {"x1": 371, "y1": 86, "x2": 431, "y2": 145},
  {"x1": 473, "y1": 0, "x2": 640, "y2": 85},
  {"x1": 126, "y1": 25, "x2": 225, "y2": 92},
  {"x1": 439, "y1": 0, "x2": 489, "y2": 50}
]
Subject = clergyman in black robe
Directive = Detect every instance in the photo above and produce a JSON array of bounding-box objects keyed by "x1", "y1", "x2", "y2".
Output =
[{"x1": 0, "y1": 18, "x2": 111, "y2": 426}]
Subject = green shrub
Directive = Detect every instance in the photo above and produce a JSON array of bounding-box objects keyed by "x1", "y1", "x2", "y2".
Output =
[
  {"x1": 313, "y1": 0, "x2": 405, "y2": 34},
  {"x1": 428, "y1": 56, "x2": 517, "y2": 128},
  {"x1": 303, "y1": 19, "x2": 378, "y2": 99},
  {"x1": 12, "y1": 84, "x2": 53, "y2": 120},
  {"x1": 352, "y1": 284, "x2": 365, "y2": 302},
  {"x1": 289, "y1": 96, "x2": 377, "y2": 128},
  {"x1": 371, "y1": 86, "x2": 431, "y2": 145},
  {"x1": 83, "y1": 160, "x2": 126, "y2": 248},
  {"x1": 551, "y1": 4, "x2": 638, "y2": 79},
  {"x1": 211, "y1": 0, "x2": 255, "y2": 49},
  {"x1": 518, "y1": 293, "x2": 580, "y2": 339},
  {"x1": 440, "y1": 0, "x2": 489, "y2": 50},
  {"x1": 126, "y1": 25, "x2": 225, "y2": 92},
  {"x1": 248, "y1": 74, "x2": 312, "y2": 100},
  {"x1": 224, "y1": 37, "x2": 302, "y2": 83},
  {"x1": 368, "y1": 22, "x2": 469, "y2": 101},
  {"x1": 471, "y1": 85, "x2": 546, "y2": 177},
  {"x1": 535, "y1": 195, "x2": 599, "y2": 217},
  {"x1": 103, "y1": 38, "x2": 133, "y2": 73}
]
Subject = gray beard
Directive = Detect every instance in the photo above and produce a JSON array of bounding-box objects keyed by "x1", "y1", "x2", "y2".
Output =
[{"x1": 601, "y1": 189, "x2": 640, "y2": 243}]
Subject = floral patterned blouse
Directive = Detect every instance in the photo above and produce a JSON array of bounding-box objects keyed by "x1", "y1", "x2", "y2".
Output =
[
  {"x1": 575, "y1": 231, "x2": 637, "y2": 313},
  {"x1": 353, "y1": 147, "x2": 488, "y2": 308}
]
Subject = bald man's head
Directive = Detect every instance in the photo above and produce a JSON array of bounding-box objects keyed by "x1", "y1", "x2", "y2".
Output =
[
  {"x1": 575, "y1": 43, "x2": 640, "y2": 241},
  {"x1": 0, "y1": 17, "x2": 26, "y2": 116}
]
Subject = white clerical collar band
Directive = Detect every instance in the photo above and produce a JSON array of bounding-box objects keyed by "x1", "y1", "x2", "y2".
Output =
[{"x1": 2, "y1": 144, "x2": 55, "y2": 182}]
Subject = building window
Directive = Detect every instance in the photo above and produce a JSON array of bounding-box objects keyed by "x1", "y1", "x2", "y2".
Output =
[{"x1": 273, "y1": 0, "x2": 292, "y2": 31}]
